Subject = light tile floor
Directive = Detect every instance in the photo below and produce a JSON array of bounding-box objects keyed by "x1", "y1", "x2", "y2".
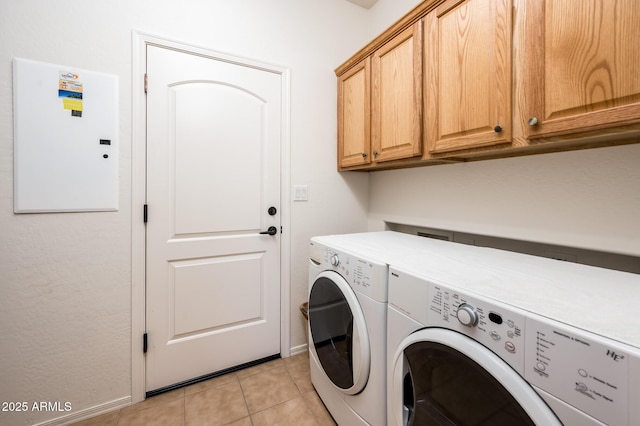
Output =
[{"x1": 72, "y1": 353, "x2": 336, "y2": 426}]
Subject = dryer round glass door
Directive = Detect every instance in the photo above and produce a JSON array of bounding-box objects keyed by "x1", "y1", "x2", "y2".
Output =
[
  {"x1": 390, "y1": 328, "x2": 562, "y2": 426},
  {"x1": 308, "y1": 270, "x2": 370, "y2": 395}
]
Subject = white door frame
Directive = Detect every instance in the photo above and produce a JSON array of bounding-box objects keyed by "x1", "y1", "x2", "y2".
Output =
[{"x1": 131, "y1": 30, "x2": 291, "y2": 404}]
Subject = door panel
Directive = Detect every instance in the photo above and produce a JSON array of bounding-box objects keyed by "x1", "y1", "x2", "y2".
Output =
[
  {"x1": 173, "y1": 82, "x2": 263, "y2": 235},
  {"x1": 145, "y1": 45, "x2": 282, "y2": 392},
  {"x1": 172, "y1": 254, "x2": 263, "y2": 336}
]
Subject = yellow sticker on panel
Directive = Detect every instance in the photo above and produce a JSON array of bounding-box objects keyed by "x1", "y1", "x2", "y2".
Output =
[{"x1": 59, "y1": 70, "x2": 83, "y2": 116}]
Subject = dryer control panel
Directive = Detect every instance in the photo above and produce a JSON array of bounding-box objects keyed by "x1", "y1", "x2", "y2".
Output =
[
  {"x1": 310, "y1": 241, "x2": 388, "y2": 303},
  {"x1": 426, "y1": 282, "x2": 527, "y2": 374}
]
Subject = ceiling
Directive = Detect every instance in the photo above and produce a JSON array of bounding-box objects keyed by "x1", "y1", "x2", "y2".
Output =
[{"x1": 345, "y1": 0, "x2": 378, "y2": 9}]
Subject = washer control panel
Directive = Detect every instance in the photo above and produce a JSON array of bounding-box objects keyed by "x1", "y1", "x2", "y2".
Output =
[
  {"x1": 525, "y1": 314, "x2": 634, "y2": 426},
  {"x1": 427, "y1": 282, "x2": 526, "y2": 374},
  {"x1": 424, "y1": 281, "x2": 638, "y2": 426}
]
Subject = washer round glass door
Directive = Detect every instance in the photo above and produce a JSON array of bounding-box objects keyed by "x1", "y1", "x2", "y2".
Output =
[
  {"x1": 308, "y1": 270, "x2": 370, "y2": 395},
  {"x1": 391, "y1": 328, "x2": 562, "y2": 426}
]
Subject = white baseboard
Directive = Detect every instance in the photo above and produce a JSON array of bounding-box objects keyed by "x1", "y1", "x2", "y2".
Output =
[
  {"x1": 32, "y1": 396, "x2": 131, "y2": 426},
  {"x1": 289, "y1": 342, "x2": 308, "y2": 356}
]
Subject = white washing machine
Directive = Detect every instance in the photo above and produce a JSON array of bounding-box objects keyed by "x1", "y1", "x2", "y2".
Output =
[
  {"x1": 386, "y1": 241, "x2": 640, "y2": 426},
  {"x1": 308, "y1": 232, "x2": 441, "y2": 426}
]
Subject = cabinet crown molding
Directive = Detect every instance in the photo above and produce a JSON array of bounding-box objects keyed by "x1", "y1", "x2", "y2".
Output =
[{"x1": 335, "y1": 0, "x2": 444, "y2": 76}]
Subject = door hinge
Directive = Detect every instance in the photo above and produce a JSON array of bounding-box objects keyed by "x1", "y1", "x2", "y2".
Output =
[
  {"x1": 143, "y1": 333, "x2": 148, "y2": 354},
  {"x1": 143, "y1": 204, "x2": 148, "y2": 223},
  {"x1": 144, "y1": 73, "x2": 148, "y2": 94}
]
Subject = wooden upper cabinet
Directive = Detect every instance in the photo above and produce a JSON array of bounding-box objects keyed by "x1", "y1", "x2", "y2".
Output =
[
  {"x1": 424, "y1": 0, "x2": 513, "y2": 154},
  {"x1": 371, "y1": 23, "x2": 423, "y2": 162},
  {"x1": 335, "y1": 0, "x2": 640, "y2": 171},
  {"x1": 338, "y1": 58, "x2": 371, "y2": 168},
  {"x1": 524, "y1": 0, "x2": 640, "y2": 139}
]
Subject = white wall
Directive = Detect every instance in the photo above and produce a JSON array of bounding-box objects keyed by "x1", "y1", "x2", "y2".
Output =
[
  {"x1": 0, "y1": 1, "x2": 370, "y2": 424},
  {"x1": 366, "y1": 0, "x2": 640, "y2": 258},
  {"x1": 368, "y1": 145, "x2": 640, "y2": 256},
  {"x1": 368, "y1": 0, "x2": 422, "y2": 37}
]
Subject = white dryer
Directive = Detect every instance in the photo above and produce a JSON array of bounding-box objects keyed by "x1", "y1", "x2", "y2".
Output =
[
  {"x1": 308, "y1": 238, "x2": 387, "y2": 426},
  {"x1": 308, "y1": 232, "x2": 439, "y2": 426},
  {"x1": 387, "y1": 241, "x2": 640, "y2": 426}
]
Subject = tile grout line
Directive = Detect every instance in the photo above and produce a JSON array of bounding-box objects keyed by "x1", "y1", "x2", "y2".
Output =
[
  {"x1": 237, "y1": 375, "x2": 253, "y2": 425},
  {"x1": 284, "y1": 359, "x2": 323, "y2": 426}
]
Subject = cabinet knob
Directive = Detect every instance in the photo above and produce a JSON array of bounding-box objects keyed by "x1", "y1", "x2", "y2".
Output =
[
  {"x1": 494, "y1": 125, "x2": 503, "y2": 133},
  {"x1": 528, "y1": 117, "x2": 539, "y2": 126},
  {"x1": 373, "y1": 150, "x2": 379, "y2": 157},
  {"x1": 362, "y1": 152, "x2": 367, "y2": 158}
]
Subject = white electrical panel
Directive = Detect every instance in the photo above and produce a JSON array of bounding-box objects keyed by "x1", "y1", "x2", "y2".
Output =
[{"x1": 13, "y1": 58, "x2": 119, "y2": 213}]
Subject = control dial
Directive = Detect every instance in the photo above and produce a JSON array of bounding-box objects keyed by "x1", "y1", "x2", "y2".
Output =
[
  {"x1": 330, "y1": 254, "x2": 340, "y2": 267},
  {"x1": 457, "y1": 303, "x2": 479, "y2": 327}
]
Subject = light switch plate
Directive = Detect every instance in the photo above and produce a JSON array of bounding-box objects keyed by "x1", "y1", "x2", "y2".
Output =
[{"x1": 293, "y1": 185, "x2": 308, "y2": 201}]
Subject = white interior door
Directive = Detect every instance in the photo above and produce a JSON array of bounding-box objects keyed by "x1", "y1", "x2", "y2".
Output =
[{"x1": 145, "y1": 45, "x2": 282, "y2": 392}]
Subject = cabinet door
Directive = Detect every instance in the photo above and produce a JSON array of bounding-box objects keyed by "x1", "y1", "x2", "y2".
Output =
[
  {"x1": 338, "y1": 58, "x2": 371, "y2": 168},
  {"x1": 524, "y1": 0, "x2": 640, "y2": 139},
  {"x1": 371, "y1": 23, "x2": 423, "y2": 163},
  {"x1": 425, "y1": 0, "x2": 512, "y2": 154}
]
